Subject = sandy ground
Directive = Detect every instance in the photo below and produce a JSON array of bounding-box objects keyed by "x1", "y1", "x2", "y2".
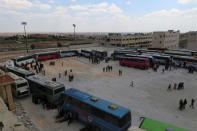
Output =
[{"x1": 16, "y1": 55, "x2": 197, "y2": 131}]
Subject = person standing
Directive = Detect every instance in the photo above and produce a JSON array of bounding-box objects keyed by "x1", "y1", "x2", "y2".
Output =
[
  {"x1": 59, "y1": 73, "x2": 61, "y2": 78},
  {"x1": 173, "y1": 83, "x2": 177, "y2": 90},
  {"x1": 190, "y1": 99, "x2": 195, "y2": 109},
  {"x1": 65, "y1": 70, "x2": 67, "y2": 76},
  {"x1": 119, "y1": 70, "x2": 122, "y2": 76},
  {"x1": 103, "y1": 67, "x2": 105, "y2": 72}
]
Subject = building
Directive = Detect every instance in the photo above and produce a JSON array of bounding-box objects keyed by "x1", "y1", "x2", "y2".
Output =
[
  {"x1": 0, "y1": 70, "x2": 15, "y2": 111},
  {"x1": 98, "y1": 33, "x2": 152, "y2": 48},
  {"x1": 180, "y1": 31, "x2": 197, "y2": 51},
  {"x1": 152, "y1": 30, "x2": 180, "y2": 49}
]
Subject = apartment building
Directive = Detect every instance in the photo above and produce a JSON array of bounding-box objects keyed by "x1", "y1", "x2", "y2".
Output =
[
  {"x1": 152, "y1": 30, "x2": 180, "y2": 49},
  {"x1": 180, "y1": 31, "x2": 197, "y2": 51},
  {"x1": 98, "y1": 33, "x2": 152, "y2": 48}
]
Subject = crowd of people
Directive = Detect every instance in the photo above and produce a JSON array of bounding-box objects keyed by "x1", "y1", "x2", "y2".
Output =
[
  {"x1": 167, "y1": 82, "x2": 185, "y2": 91},
  {"x1": 179, "y1": 98, "x2": 195, "y2": 111}
]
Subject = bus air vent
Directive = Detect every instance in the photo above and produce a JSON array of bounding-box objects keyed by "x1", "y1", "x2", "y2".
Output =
[
  {"x1": 108, "y1": 105, "x2": 118, "y2": 110},
  {"x1": 90, "y1": 97, "x2": 98, "y2": 102}
]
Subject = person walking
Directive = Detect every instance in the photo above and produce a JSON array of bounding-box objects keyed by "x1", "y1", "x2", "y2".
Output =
[
  {"x1": 183, "y1": 98, "x2": 187, "y2": 109},
  {"x1": 167, "y1": 84, "x2": 171, "y2": 91},
  {"x1": 179, "y1": 99, "x2": 183, "y2": 111},
  {"x1": 67, "y1": 112, "x2": 73, "y2": 126},
  {"x1": 130, "y1": 81, "x2": 134, "y2": 87},
  {"x1": 190, "y1": 99, "x2": 195, "y2": 109}
]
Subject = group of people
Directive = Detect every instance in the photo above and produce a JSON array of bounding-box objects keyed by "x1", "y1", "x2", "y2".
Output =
[
  {"x1": 56, "y1": 110, "x2": 76, "y2": 126},
  {"x1": 167, "y1": 82, "x2": 184, "y2": 91},
  {"x1": 179, "y1": 98, "x2": 195, "y2": 111},
  {"x1": 89, "y1": 56, "x2": 101, "y2": 64},
  {"x1": 57, "y1": 69, "x2": 74, "y2": 82},
  {"x1": 103, "y1": 65, "x2": 113, "y2": 72}
]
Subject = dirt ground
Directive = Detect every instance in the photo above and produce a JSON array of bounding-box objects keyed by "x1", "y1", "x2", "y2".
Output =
[{"x1": 17, "y1": 54, "x2": 197, "y2": 131}]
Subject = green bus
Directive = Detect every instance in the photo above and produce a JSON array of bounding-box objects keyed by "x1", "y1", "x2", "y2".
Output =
[{"x1": 139, "y1": 117, "x2": 189, "y2": 131}]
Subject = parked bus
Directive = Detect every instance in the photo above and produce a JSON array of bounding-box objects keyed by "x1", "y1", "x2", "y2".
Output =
[
  {"x1": 35, "y1": 51, "x2": 59, "y2": 61},
  {"x1": 125, "y1": 54, "x2": 155, "y2": 67},
  {"x1": 171, "y1": 49, "x2": 197, "y2": 56},
  {"x1": 59, "y1": 50, "x2": 79, "y2": 58},
  {"x1": 139, "y1": 117, "x2": 189, "y2": 131},
  {"x1": 172, "y1": 56, "x2": 197, "y2": 69},
  {"x1": 27, "y1": 75, "x2": 65, "y2": 107},
  {"x1": 112, "y1": 51, "x2": 140, "y2": 60},
  {"x1": 7, "y1": 67, "x2": 35, "y2": 78},
  {"x1": 147, "y1": 48, "x2": 167, "y2": 53},
  {"x1": 164, "y1": 50, "x2": 193, "y2": 56},
  {"x1": 138, "y1": 49, "x2": 160, "y2": 54},
  {"x1": 59, "y1": 88, "x2": 131, "y2": 131},
  {"x1": 11, "y1": 55, "x2": 35, "y2": 67},
  {"x1": 81, "y1": 50, "x2": 92, "y2": 58},
  {"x1": 152, "y1": 55, "x2": 171, "y2": 65},
  {"x1": 120, "y1": 57, "x2": 150, "y2": 69},
  {"x1": 8, "y1": 72, "x2": 30, "y2": 97},
  {"x1": 92, "y1": 50, "x2": 107, "y2": 59}
]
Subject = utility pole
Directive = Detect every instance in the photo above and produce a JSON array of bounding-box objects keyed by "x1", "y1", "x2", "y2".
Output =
[
  {"x1": 21, "y1": 22, "x2": 28, "y2": 53},
  {"x1": 73, "y1": 24, "x2": 76, "y2": 40}
]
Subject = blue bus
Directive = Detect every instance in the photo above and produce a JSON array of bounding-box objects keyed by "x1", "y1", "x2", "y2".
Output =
[{"x1": 59, "y1": 88, "x2": 131, "y2": 131}]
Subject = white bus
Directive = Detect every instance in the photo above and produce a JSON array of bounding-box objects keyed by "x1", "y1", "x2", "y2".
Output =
[
  {"x1": 172, "y1": 56, "x2": 197, "y2": 69},
  {"x1": 12, "y1": 55, "x2": 35, "y2": 67},
  {"x1": 8, "y1": 72, "x2": 30, "y2": 97}
]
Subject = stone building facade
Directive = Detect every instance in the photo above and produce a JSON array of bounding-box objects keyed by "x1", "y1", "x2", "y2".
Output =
[{"x1": 152, "y1": 30, "x2": 180, "y2": 49}]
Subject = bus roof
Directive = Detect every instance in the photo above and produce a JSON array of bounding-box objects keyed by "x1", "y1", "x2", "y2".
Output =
[
  {"x1": 27, "y1": 75, "x2": 64, "y2": 89},
  {"x1": 173, "y1": 55, "x2": 197, "y2": 60},
  {"x1": 8, "y1": 72, "x2": 26, "y2": 81},
  {"x1": 8, "y1": 67, "x2": 35, "y2": 76},
  {"x1": 164, "y1": 50, "x2": 191, "y2": 56},
  {"x1": 140, "y1": 118, "x2": 189, "y2": 131},
  {"x1": 35, "y1": 51, "x2": 58, "y2": 55},
  {"x1": 64, "y1": 88, "x2": 130, "y2": 118},
  {"x1": 126, "y1": 54, "x2": 153, "y2": 59},
  {"x1": 122, "y1": 57, "x2": 149, "y2": 60}
]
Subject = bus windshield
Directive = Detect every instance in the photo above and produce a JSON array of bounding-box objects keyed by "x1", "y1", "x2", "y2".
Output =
[
  {"x1": 55, "y1": 87, "x2": 65, "y2": 94},
  {"x1": 17, "y1": 82, "x2": 28, "y2": 88}
]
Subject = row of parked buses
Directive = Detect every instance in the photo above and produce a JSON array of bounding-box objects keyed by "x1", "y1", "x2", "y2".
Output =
[
  {"x1": 3, "y1": 66, "x2": 132, "y2": 131},
  {"x1": 112, "y1": 48, "x2": 197, "y2": 70},
  {"x1": 6, "y1": 49, "x2": 108, "y2": 68},
  {"x1": 6, "y1": 50, "x2": 79, "y2": 67}
]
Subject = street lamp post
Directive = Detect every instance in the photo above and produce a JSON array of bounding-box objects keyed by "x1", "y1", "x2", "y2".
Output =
[
  {"x1": 73, "y1": 24, "x2": 76, "y2": 40},
  {"x1": 21, "y1": 22, "x2": 28, "y2": 53}
]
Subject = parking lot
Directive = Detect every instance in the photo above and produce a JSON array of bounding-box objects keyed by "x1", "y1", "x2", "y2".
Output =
[{"x1": 16, "y1": 54, "x2": 197, "y2": 131}]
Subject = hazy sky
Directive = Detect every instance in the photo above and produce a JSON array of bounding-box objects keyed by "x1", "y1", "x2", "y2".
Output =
[{"x1": 0, "y1": 0, "x2": 197, "y2": 33}]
